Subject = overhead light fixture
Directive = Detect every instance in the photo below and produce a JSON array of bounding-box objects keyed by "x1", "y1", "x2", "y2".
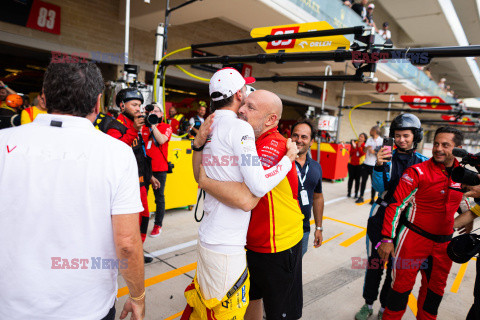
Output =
[{"x1": 5, "y1": 68, "x2": 22, "y2": 73}]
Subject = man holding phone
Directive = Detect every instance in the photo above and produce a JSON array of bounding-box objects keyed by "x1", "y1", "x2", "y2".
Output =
[{"x1": 355, "y1": 114, "x2": 427, "y2": 320}]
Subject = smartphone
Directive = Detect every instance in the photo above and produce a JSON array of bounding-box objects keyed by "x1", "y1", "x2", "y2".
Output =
[{"x1": 382, "y1": 137, "x2": 394, "y2": 161}]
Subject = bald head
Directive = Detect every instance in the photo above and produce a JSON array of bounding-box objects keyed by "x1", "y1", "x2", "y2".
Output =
[
  {"x1": 250, "y1": 90, "x2": 283, "y2": 123},
  {"x1": 238, "y1": 90, "x2": 283, "y2": 138}
]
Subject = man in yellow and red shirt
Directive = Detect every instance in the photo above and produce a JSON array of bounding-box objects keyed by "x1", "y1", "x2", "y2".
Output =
[
  {"x1": 194, "y1": 89, "x2": 304, "y2": 320},
  {"x1": 21, "y1": 94, "x2": 47, "y2": 125}
]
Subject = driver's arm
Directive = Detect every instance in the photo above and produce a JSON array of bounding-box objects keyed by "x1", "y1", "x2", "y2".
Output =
[{"x1": 197, "y1": 166, "x2": 260, "y2": 212}]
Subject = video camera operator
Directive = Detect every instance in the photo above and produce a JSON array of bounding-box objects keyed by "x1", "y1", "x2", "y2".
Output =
[
  {"x1": 106, "y1": 88, "x2": 160, "y2": 263},
  {"x1": 141, "y1": 103, "x2": 172, "y2": 238},
  {"x1": 453, "y1": 206, "x2": 480, "y2": 319},
  {"x1": 449, "y1": 148, "x2": 480, "y2": 319}
]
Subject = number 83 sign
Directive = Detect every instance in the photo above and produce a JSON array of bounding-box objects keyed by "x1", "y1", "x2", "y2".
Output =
[
  {"x1": 26, "y1": 0, "x2": 61, "y2": 35},
  {"x1": 251, "y1": 22, "x2": 350, "y2": 53}
]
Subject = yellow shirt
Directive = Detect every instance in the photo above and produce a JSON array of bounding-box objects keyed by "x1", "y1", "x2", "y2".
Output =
[{"x1": 21, "y1": 106, "x2": 47, "y2": 125}]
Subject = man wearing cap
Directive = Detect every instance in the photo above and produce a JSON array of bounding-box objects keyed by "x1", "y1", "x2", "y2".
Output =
[
  {"x1": 180, "y1": 68, "x2": 298, "y2": 320},
  {"x1": 191, "y1": 90, "x2": 305, "y2": 319},
  {"x1": 379, "y1": 22, "x2": 391, "y2": 40},
  {"x1": 107, "y1": 88, "x2": 160, "y2": 263},
  {"x1": 365, "y1": 4, "x2": 377, "y2": 29},
  {"x1": 141, "y1": 103, "x2": 172, "y2": 238}
]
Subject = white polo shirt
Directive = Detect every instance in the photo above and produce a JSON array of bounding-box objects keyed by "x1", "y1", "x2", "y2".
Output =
[
  {"x1": 0, "y1": 114, "x2": 143, "y2": 320},
  {"x1": 364, "y1": 136, "x2": 384, "y2": 166},
  {"x1": 199, "y1": 110, "x2": 292, "y2": 251}
]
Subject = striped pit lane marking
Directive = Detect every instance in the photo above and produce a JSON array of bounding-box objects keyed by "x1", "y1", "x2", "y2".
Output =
[{"x1": 118, "y1": 192, "x2": 374, "y2": 318}]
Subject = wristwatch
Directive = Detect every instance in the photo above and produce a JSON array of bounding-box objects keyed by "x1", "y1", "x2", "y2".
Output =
[
  {"x1": 316, "y1": 226, "x2": 323, "y2": 231},
  {"x1": 191, "y1": 140, "x2": 205, "y2": 152}
]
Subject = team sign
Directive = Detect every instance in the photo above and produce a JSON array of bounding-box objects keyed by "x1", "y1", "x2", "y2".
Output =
[
  {"x1": 400, "y1": 95, "x2": 452, "y2": 110},
  {"x1": 251, "y1": 22, "x2": 350, "y2": 53}
]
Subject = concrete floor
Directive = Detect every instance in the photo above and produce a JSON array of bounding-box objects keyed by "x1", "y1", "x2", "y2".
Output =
[{"x1": 115, "y1": 179, "x2": 478, "y2": 320}]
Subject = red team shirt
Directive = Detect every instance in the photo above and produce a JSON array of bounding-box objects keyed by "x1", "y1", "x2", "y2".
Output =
[{"x1": 142, "y1": 122, "x2": 173, "y2": 172}]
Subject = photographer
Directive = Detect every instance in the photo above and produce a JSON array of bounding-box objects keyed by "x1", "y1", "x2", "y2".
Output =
[
  {"x1": 141, "y1": 103, "x2": 172, "y2": 238},
  {"x1": 107, "y1": 88, "x2": 160, "y2": 263},
  {"x1": 454, "y1": 206, "x2": 480, "y2": 319},
  {"x1": 355, "y1": 114, "x2": 427, "y2": 320}
]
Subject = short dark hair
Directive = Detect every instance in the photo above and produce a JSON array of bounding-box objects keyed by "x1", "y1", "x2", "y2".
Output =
[
  {"x1": 434, "y1": 126, "x2": 464, "y2": 146},
  {"x1": 292, "y1": 119, "x2": 316, "y2": 140},
  {"x1": 359, "y1": 132, "x2": 368, "y2": 141},
  {"x1": 210, "y1": 93, "x2": 234, "y2": 113},
  {"x1": 43, "y1": 63, "x2": 105, "y2": 117}
]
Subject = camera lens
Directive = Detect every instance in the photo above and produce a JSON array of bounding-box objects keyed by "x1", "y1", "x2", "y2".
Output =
[
  {"x1": 145, "y1": 104, "x2": 154, "y2": 112},
  {"x1": 146, "y1": 114, "x2": 159, "y2": 126}
]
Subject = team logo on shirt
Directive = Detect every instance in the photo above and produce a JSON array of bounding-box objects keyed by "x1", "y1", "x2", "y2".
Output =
[
  {"x1": 6, "y1": 145, "x2": 17, "y2": 153},
  {"x1": 450, "y1": 181, "x2": 461, "y2": 188},
  {"x1": 401, "y1": 173, "x2": 414, "y2": 185},
  {"x1": 240, "y1": 135, "x2": 254, "y2": 142}
]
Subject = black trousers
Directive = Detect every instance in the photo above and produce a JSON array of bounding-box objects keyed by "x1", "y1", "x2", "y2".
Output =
[
  {"x1": 100, "y1": 305, "x2": 115, "y2": 320},
  {"x1": 359, "y1": 164, "x2": 375, "y2": 199},
  {"x1": 363, "y1": 246, "x2": 392, "y2": 307},
  {"x1": 467, "y1": 258, "x2": 480, "y2": 319},
  {"x1": 152, "y1": 171, "x2": 167, "y2": 227},
  {"x1": 347, "y1": 163, "x2": 362, "y2": 196}
]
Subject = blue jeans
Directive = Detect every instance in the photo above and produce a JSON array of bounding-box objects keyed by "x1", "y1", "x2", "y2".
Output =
[{"x1": 301, "y1": 231, "x2": 310, "y2": 257}]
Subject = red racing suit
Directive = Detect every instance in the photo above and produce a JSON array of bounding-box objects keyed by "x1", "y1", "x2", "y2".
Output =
[{"x1": 381, "y1": 158, "x2": 463, "y2": 320}]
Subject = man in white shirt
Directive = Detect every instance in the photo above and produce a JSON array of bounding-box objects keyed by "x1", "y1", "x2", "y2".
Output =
[
  {"x1": 188, "y1": 104, "x2": 206, "y2": 137},
  {"x1": 0, "y1": 62, "x2": 146, "y2": 320},
  {"x1": 378, "y1": 22, "x2": 391, "y2": 40},
  {"x1": 356, "y1": 125, "x2": 383, "y2": 205},
  {"x1": 181, "y1": 68, "x2": 298, "y2": 320}
]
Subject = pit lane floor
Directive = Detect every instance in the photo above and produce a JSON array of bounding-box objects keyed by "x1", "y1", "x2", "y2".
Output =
[{"x1": 116, "y1": 179, "x2": 477, "y2": 320}]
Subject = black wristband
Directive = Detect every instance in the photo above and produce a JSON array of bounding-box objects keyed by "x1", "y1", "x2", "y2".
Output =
[{"x1": 191, "y1": 140, "x2": 205, "y2": 151}]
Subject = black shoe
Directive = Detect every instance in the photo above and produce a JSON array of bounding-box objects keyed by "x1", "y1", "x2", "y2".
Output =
[
  {"x1": 354, "y1": 194, "x2": 358, "y2": 198},
  {"x1": 355, "y1": 197, "x2": 364, "y2": 204},
  {"x1": 347, "y1": 193, "x2": 351, "y2": 198},
  {"x1": 370, "y1": 200, "x2": 375, "y2": 205},
  {"x1": 144, "y1": 256, "x2": 153, "y2": 264}
]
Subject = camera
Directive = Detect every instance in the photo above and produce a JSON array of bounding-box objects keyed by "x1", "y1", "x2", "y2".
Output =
[
  {"x1": 143, "y1": 104, "x2": 159, "y2": 127},
  {"x1": 451, "y1": 148, "x2": 480, "y2": 186}
]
